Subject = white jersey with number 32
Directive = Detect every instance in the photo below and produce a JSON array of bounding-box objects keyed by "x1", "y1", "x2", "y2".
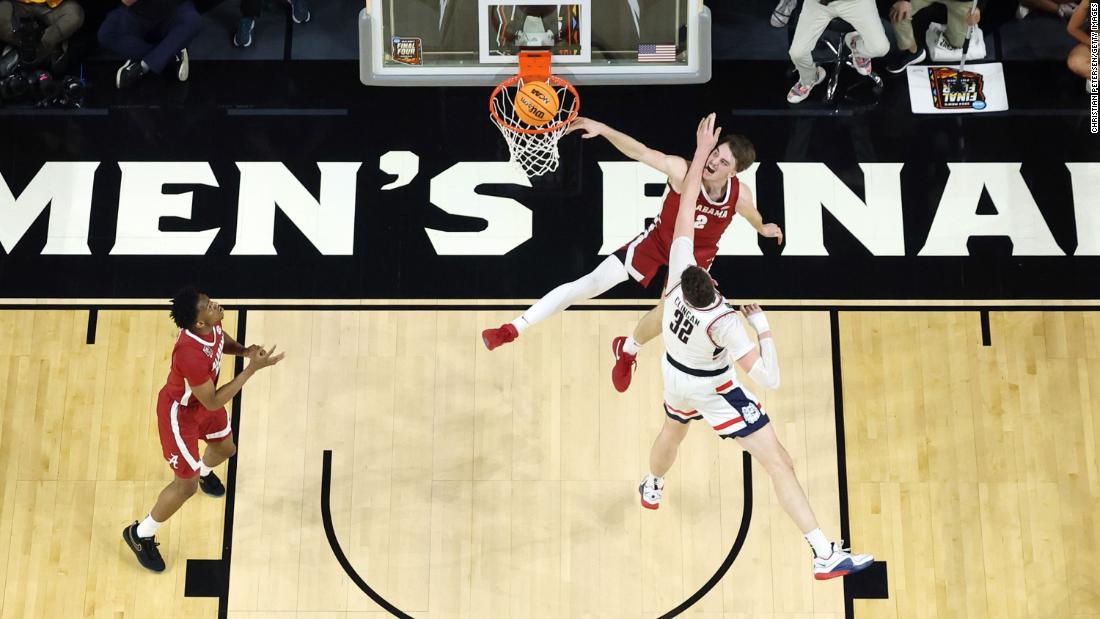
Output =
[{"x1": 662, "y1": 237, "x2": 755, "y2": 372}]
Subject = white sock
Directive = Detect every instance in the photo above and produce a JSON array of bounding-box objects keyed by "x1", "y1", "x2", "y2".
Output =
[
  {"x1": 510, "y1": 316, "x2": 530, "y2": 334},
  {"x1": 804, "y1": 528, "x2": 832, "y2": 559},
  {"x1": 623, "y1": 337, "x2": 641, "y2": 356},
  {"x1": 647, "y1": 473, "x2": 663, "y2": 486},
  {"x1": 200, "y1": 462, "x2": 213, "y2": 477},
  {"x1": 136, "y1": 514, "x2": 162, "y2": 539}
]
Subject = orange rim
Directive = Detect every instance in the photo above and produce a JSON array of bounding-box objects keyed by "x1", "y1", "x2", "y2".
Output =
[{"x1": 489, "y1": 74, "x2": 581, "y2": 136}]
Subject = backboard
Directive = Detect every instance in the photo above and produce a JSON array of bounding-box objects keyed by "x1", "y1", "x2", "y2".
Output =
[{"x1": 359, "y1": 0, "x2": 711, "y2": 86}]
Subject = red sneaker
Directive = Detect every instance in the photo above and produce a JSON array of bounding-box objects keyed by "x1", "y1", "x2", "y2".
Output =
[
  {"x1": 610, "y1": 336, "x2": 638, "y2": 393},
  {"x1": 482, "y1": 323, "x2": 519, "y2": 351}
]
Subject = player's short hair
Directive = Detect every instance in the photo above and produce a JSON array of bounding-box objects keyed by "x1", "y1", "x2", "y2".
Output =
[
  {"x1": 681, "y1": 266, "x2": 717, "y2": 308},
  {"x1": 720, "y1": 134, "x2": 755, "y2": 173},
  {"x1": 170, "y1": 286, "x2": 201, "y2": 330}
]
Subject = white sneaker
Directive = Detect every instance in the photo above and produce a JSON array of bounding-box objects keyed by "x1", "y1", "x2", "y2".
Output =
[
  {"x1": 812, "y1": 541, "x2": 874, "y2": 580},
  {"x1": 1058, "y1": 2, "x2": 1078, "y2": 18},
  {"x1": 1015, "y1": 5, "x2": 1030, "y2": 19},
  {"x1": 786, "y1": 66, "x2": 826, "y2": 104},
  {"x1": 639, "y1": 475, "x2": 663, "y2": 510},
  {"x1": 844, "y1": 32, "x2": 872, "y2": 76},
  {"x1": 770, "y1": 0, "x2": 797, "y2": 28}
]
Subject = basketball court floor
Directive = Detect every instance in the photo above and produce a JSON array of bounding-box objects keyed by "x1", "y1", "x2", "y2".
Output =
[
  {"x1": 1, "y1": 1, "x2": 1099, "y2": 618},
  {"x1": 1, "y1": 304, "x2": 1097, "y2": 618}
]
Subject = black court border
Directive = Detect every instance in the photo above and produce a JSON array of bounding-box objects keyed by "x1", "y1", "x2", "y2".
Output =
[{"x1": 44, "y1": 301, "x2": 1096, "y2": 617}]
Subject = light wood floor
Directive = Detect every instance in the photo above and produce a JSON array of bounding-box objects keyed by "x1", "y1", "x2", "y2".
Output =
[{"x1": 0, "y1": 307, "x2": 1096, "y2": 618}]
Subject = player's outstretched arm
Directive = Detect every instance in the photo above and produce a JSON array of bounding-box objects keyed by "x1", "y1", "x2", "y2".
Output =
[
  {"x1": 189, "y1": 345, "x2": 286, "y2": 410},
  {"x1": 672, "y1": 113, "x2": 721, "y2": 243},
  {"x1": 566, "y1": 117, "x2": 688, "y2": 181},
  {"x1": 733, "y1": 304, "x2": 780, "y2": 390},
  {"x1": 734, "y1": 186, "x2": 784, "y2": 245}
]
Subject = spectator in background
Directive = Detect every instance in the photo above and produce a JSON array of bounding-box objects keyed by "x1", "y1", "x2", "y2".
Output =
[
  {"x1": 885, "y1": 0, "x2": 984, "y2": 74},
  {"x1": 98, "y1": 0, "x2": 200, "y2": 89},
  {"x1": 787, "y1": 0, "x2": 890, "y2": 104},
  {"x1": 0, "y1": 0, "x2": 84, "y2": 66},
  {"x1": 771, "y1": 0, "x2": 797, "y2": 27},
  {"x1": 233, "y1": 0, "x2": 310, "y2": 49},
  {"x1": 1017, "y1": 0, "x2": 1078, "y2": 20},
  {"x1": 1065, "y1": 0, "x2": 1091, "y2": 92}
]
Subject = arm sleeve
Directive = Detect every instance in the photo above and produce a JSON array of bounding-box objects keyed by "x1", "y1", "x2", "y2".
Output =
[
  {"x1": 747, "y1": 337, "x2": 780, "y2": 390},
  {"x1": 664, "y1": 236, "x2": 697, "y2": 296}
]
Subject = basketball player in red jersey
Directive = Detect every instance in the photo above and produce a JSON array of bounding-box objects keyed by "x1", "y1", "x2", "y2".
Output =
[
  {"x1": 481, "y1": 116, "x2": 783, "y2": 393},
  {"x1": 123, "y1": 287, "x2": 284, "y2": 572}
]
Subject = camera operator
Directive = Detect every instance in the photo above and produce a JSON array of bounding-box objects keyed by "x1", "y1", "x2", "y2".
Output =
[
  {"x1": 97, "y1": 0, "x2": 200, "y2": 89},
  {"x1": 0, "y1": 0, "x2": 84, "y2": 67}
]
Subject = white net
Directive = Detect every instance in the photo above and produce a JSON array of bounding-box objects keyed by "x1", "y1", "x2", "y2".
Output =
[{"x1": 490, "y1": 76, "x2": 580, "y2": 178}]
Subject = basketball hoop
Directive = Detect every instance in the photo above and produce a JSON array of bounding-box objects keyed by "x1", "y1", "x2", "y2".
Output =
[{"x1": 489, "y1": 50, "x2": 581, "y2": 178}]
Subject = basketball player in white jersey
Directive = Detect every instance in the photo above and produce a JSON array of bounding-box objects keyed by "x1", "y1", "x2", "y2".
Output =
[
  {"x1": 481, "y1": 115, "x2": 782, "y2": 395},
  {"x1": 642, "y1": 113, "x2": 873, "y2": 580}
]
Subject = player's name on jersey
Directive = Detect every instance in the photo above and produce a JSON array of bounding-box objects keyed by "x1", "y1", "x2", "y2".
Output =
[{"x1": 1, "y1": 159, "x2": 1098, "y2": 258}]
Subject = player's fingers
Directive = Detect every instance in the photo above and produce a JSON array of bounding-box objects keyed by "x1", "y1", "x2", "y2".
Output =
[{"x1": 266, "y1": 345, "x2": 278, "y2": 357}]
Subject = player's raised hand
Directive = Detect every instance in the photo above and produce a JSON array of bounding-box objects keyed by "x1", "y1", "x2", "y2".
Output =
[
  {"x1": 247, "y1": 344, "x2": 285, "y2": 370},
  {"x1": 565, "y1": 117, "x2": 605, "y2": 138},
  {"x1": 740, "y1": 304, "x2": 771, "y2": 335},
  {"x1": 696, "y1": 113, "x2": 721, "y2": 152},
  {"x1": 760, "y1": 223, "x2": 784, "y2": 245}
]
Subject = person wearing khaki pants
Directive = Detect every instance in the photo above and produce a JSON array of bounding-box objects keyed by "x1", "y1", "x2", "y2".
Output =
[
  {"x1": 885, "y1": 0, "x2": 984, "y2": 73},
  {"x1": 787, "y1": 0, "x2": 890, "y2": 103}
]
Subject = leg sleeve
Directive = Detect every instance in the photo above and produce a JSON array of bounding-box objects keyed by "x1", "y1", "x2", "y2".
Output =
[{"x1": 519, "y1": 255, "x2": 629, "y2": 328}]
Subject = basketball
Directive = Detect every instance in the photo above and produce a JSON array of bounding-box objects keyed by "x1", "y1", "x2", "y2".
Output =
[{"x1": 513, "y1": 80, "x2": 560, "y2": 126}]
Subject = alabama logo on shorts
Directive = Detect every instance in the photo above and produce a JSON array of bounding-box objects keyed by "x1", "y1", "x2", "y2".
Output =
[
  {"x1": 741, "y1": 402, "x2": 762, "y2": 424},
  {"x1": 168, "y1": 454, "x2": 179, "y2": 469}
]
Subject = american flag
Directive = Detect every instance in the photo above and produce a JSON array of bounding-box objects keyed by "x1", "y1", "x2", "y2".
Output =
[{"x1": 637, "y1": 43, "x2": 676, "y2": 62}]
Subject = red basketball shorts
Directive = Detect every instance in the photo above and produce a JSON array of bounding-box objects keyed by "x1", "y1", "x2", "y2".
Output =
[
  {"x1": 156, "y1": 388, "x2": 232, "y2": 479},
  {"x1": 614, "y1": 231, "x2": 718, "y2": 289}
]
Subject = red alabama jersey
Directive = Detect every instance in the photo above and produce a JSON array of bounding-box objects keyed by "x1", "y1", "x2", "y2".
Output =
[
  {"x1": 650, "y1": 176, "x2": 740, "y2": 263},
  {"x1": 164, "y1": 323, "x2": 225, "y2": 408}
]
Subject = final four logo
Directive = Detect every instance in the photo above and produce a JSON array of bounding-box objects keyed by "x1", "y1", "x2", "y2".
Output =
[
  {"x1": 928, "y1": 67, "x2": 987, "y2": 110},
  {"x1": 391, "y1": 37, "x2": 423, "y2": 66}
]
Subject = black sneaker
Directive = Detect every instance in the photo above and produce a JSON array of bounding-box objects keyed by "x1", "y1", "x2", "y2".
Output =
[
  {"x1": 287, "y1": 0, "x2": 311, "y2": 24},
  {"x1": 172, "y1": 48, "x2": 189, "y2": 82},
  {"x1": 116, "y1": 60, "x2": 147, "y2": 89},
  {"x1": 199, "y1": 471, "x2": 225, "y2": 497},
  {"x1": 885, "y1": 47, "x2": 926, "y2": 74},
  {"x1": 123, "y1": 522, "x2": 165, "y2": 572}
]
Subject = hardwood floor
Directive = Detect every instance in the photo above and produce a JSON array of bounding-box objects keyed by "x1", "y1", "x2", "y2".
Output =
[{"x1": 0, "y1": 306, "x2": 1095, "y2": 618}]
